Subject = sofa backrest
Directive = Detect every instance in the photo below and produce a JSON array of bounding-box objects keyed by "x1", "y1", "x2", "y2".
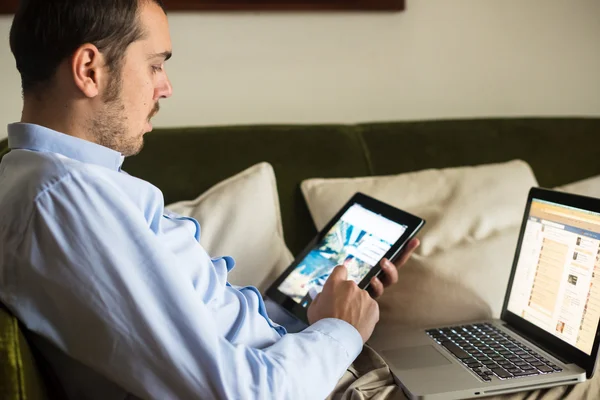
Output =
[
  {"x1": 2, "y1": 118, "x2": 600, "y2": 254},
  {"x1": 120, "y1": 118, "x2": 600, "y2": 254}
]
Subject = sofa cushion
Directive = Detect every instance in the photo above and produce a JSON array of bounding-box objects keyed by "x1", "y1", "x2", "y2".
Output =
[
  {"x1": 167, "y1": 162, "x2": 293, "y2": 291},
  {"x1": 301, "y1": 160, "x2": 538, "y2": 329},
  {"x1": 556, "y1": 174, "x2": 600, "y2": 199},
  {"x1": 302, "y1": 160, "x2": 536, "y2": 258},
  {"x1": 0, "y1": 303, "x2": 50, "y2": 400}
]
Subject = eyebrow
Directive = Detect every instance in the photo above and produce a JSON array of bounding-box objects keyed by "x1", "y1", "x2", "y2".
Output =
[{"x1": 148, "y1": 51, "x2": 172, "y2": 62}]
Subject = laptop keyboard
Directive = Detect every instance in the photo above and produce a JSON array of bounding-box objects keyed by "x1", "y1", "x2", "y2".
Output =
[{"x1": 426, "y1": 323, "x2": 562, "y2": 382}]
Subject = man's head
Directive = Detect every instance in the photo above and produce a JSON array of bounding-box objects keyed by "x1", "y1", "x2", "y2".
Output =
[{"x1": 10, "y1": 0, "x2": 173, "y2": 156}]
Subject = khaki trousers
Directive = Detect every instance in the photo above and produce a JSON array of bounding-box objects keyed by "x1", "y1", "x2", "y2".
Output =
[{"x1": 328, "y1": 345, "x2": 405, "y2": 400}]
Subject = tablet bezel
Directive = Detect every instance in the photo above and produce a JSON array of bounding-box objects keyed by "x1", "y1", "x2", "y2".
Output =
[{"x1": 265, "y1": 192, "x2": 425, "y2": 323}]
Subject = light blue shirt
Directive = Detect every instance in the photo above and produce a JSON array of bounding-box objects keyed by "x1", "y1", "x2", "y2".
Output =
[{"x1": 0, "y1": 123, "x2": 363, "y2": 400}]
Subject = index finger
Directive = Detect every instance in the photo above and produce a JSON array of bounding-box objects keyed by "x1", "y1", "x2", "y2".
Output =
[{"x1": 325, "y1": 265, "x2": 348, "y2": 285}]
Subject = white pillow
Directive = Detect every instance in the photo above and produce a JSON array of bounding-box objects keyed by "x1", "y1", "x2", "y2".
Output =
[
  {"x1": 301, "y1": 160, "x2": 538, "y2": 328},
  {"x1": 302, "y1": 160, "x2": 537, "y2": 257},
  {"x1": 555, "y1": 174, "x2": 600, "y2": 198},
  {"x1": 167, "y1": 162, "x2": 293, "y2": 292}
]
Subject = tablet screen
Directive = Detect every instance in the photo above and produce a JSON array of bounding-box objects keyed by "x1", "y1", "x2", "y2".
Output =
[{"x1": 277, "y1": 203, "x2": 407, "y2": 305}]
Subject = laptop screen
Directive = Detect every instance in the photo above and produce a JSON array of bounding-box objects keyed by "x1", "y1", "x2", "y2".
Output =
[{"x1": 507, "y1": 198, "x2": 600, "y2": 355}]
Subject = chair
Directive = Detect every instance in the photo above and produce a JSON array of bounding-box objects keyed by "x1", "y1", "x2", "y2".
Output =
[{"x1": 0, "y1": 301, "x2": 60, "y2": 400}]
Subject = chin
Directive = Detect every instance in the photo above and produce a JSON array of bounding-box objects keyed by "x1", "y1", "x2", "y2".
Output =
[{"x1": 127, "y1": 139, "x2": 145, "y2": 157}]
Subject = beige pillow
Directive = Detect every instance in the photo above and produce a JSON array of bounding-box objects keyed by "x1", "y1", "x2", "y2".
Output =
[
  {"x1": 302, "y1": 160, "x2": 536, "y2": 257},
  {"x1": 167, "y1": 162, "x2": 293, "y2": 292},
  {"x1": 301, "y1": 160, "x2": 538, "y2": 329},
  {"x1": 555, "y1": 174, "x2": 600, "y2": 198}
]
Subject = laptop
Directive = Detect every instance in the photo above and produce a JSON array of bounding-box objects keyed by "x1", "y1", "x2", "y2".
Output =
[{"x1": 368, "y1": 187, "x2": 600, "y2": 399}]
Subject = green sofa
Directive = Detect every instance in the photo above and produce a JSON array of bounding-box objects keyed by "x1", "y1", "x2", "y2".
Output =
[{"x1": 1, "y1": 118, "x2": 599, "y2": 399}]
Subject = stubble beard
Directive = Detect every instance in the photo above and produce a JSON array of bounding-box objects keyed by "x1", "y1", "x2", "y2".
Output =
[{"x1": 90, "y1": 69, "x2": 144, "y2": 157}]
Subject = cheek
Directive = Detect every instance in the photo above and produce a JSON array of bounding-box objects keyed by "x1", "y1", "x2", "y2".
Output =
[
  {"x1": 142, "y1": 78, "x2": 157, "y2": 107},
  {"x1": 127, "y1": 77, "x2": 155, "y2": 120}
]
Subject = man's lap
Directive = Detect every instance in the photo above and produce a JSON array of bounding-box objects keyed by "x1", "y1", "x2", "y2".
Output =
[{"x1": 329, "y1": 345, "x2": 403, "y2": 400}]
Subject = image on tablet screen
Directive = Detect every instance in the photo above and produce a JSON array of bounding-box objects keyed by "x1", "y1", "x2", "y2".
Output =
[{"x1": 278, "y1": 203, "x2": 407, "y2": 304}]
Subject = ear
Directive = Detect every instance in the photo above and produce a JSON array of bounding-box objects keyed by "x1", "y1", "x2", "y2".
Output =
[{"x1": 71, "y1": 44, "x2": 104, "y2": 98}]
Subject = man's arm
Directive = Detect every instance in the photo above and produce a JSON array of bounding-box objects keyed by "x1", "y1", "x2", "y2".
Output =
[{"x1": 12, "y1": 171, "x2": 362, "y2": 399}]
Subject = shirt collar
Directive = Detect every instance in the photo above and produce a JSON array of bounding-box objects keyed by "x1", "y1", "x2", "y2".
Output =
[{"x1": 7, "y1": 123, "x2": 125, "y2": 171}]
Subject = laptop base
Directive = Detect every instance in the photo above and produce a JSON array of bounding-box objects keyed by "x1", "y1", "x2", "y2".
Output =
[{"x1": 368, "y1": 320, "x2": 586, "y2": 400}]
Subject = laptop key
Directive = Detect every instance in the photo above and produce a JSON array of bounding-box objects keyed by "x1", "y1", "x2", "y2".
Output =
[
  {"x1": 441, "y1": 341, "x2": 471, "y2": 359},
  {"x1": 483, "y1": 363, "x2": 499, "y2": 371},
  {"x1": 531, "y1": 362, "x2": 544, "y2": 367},
  {"x1": 512, "y1": 370, "x2": 539, "y2": 377},
  {"x1": 515, "y1": 361, "x2": 528, "y2": 367},
  {"x1": 476, "y1": 372, "x2": 492, "y2": 381},
  {"x1": 537, "y1": 365, "x2": 554, "y2": 373},
  {"x1": 491, "y1": 367, "x2": 512, "y2": 379}
]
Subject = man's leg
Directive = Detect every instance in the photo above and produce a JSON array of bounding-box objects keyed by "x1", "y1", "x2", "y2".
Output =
[{"x1": 328, "y1": 345, "x2": 407, "y2": 400}]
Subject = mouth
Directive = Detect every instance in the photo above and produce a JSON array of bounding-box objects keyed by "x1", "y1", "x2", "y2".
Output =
[
  {"x1": 144, "y1": 119, "x2": 154, "y2": 134},
  {"x1": 145, "y1": 103, "x2": 160, "y2": 133}
]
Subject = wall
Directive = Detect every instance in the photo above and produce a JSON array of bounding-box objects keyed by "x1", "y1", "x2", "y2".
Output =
[{"x1": 0, "y1": 0, "x2": 599, "y2": 139}]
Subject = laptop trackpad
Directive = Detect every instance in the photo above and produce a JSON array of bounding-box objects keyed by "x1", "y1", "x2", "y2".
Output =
[{"x1": 382, "y1": 345, "x2": 452, "y2": 370}]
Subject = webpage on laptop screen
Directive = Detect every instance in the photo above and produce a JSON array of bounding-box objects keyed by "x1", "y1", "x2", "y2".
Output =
[
  {"x1": 508, "y1": 199, "x2": 600, "y2": 355},
  {"x1": 278, "y1": 203, "x2": 407, "y2": 306}
]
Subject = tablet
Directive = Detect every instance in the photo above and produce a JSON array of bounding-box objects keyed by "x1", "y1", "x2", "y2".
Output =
[{"x1": 266, "y1": 192, "x2": 425, "y2": 323}]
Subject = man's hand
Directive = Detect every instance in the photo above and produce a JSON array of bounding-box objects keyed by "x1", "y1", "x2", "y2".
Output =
[
  {"x1": 368, "y1": 238, "x2": 420, "y2": 299},
  {"x1": 307, "y1": 265, "x2": 379, "y2": 343}
]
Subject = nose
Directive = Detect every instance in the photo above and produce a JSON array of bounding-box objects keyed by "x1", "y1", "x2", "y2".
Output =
[{"x1": 155, "y1": 74, "x2": 173, "y2": 100}]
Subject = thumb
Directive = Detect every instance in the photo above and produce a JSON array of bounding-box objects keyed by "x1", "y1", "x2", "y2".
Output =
[{"x1": 328, "y1": 264, "x2": 348, "y2": 283}]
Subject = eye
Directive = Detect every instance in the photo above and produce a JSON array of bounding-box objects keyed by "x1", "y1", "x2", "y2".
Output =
[{"x1": 151, "y1": 65, "x2": 163, "y2": 73}]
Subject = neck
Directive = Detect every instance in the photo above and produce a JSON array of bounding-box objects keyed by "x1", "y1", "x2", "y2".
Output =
[{"x1": 20, "y1": 95, "x2": 95, "y2": 143}]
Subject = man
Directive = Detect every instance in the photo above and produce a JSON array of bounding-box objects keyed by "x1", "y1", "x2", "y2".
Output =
[{"x1": 0, "y1": 0, "x2": 419, "y2": 399}]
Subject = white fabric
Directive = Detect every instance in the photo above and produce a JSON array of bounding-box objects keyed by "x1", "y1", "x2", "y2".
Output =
[
  {"x1": 167, "y1": 162, "x2": 294, "y2": 291},
  {"x1": 301, "y1": 160, "x2": 538, "y2": 328},
  {"x1": 555, "y1": 174, "x2": 600, "y2": 199},
  {"x1": 302, "y1": 160, "x2": 537, "y2": 258}
]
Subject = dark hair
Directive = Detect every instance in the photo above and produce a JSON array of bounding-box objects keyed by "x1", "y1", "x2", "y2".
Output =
[{"x1": 10, "y1": 0, "x2": 166, "y2": 96}]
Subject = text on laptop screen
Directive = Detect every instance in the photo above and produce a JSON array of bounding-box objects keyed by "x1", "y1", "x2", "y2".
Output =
[
  {"x1": 278, "y1": 204, "x2": 407, "y2": 305},
  {"x1": 508, "y1": 199, "x2": 600, "y2": 355}
]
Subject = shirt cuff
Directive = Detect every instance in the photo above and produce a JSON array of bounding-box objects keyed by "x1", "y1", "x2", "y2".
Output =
[{"x1": 304, "y1": 318, "x2": 364, "y2": 362}]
